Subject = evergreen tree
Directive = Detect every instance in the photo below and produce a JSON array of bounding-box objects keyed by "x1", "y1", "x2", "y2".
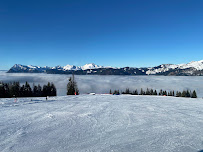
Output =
[
  {"x1": 172, "y1": 90, "x2": 175, "y2": 96},
  {"x1": 37, "y1": 84, "x2": 42, "y2": 97},
  {"x1": 33, "y1": 84, "x2": 38, "y2": 97},
  {"x1": 176, "y1": 91, "x2": 181, "y2": 97},
  {"x1": 3, "y1": 83, "x2": 9, "y2": 98},
  {"x1": 159, "y1": 89, "x2": 163, "y2": 96},
  {"x1": 24, "y1": 81, "x2": 32, "y2": 97},
  {"x1": 123, "y1": 88, "x2": 130, "y2": 94},
  {"x1": 150, "y1": 89, "x2": 154, "y2": 95},
  {"x1": 42, "y1": 85, "x2": 48, "y2": 97},
  {"x1": 168, "y1": 91, "x2": 173, "y2": 96},
  {"x1": 20, "y1": 84, "x2": 25, "y2": 97},
  {"x1": 146, "y1": 88, "x2": 150, "y2": 95},
  {"x1": 0, "y1": 82, "x2": 5, "y2": 98},
  {"x1": 50, "y1": 83, "x2": 57, "y2": 96},
  {"x1": 186, "y1": 90, "x2": 191, "y2": 97},
  {"x1": 132, "y1": 89, "x2": 138, "y2": 95},
  {"x1": 67, "y1": 74, "x2": 79, "y2": 95},
  {"x1": 182, "y1": 90, "x2": 186, "y2": 97},
  {"x1": 113, "y1": 90, "x2": 120, "y2": 95},
  {"x1": 0, "y1": 81, "x2": 56, "y2": 98},
  {"x1": 163, "y1": 90, "x2": 167, "y2": 96},
  {"x1": 153, "y1": 90, "x2": 157, "y2": 95},
  {"x1": 191, "y1": 90, "x2": 197, "y2": 98},
  {"x1": 140, "y1": 88, "x2": 144, "y2": 95}
]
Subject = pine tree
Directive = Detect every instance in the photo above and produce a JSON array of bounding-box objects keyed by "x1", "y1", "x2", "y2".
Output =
[
  {"x1": 176, "y1": 91, "x2": 182, "y2": 97},
  {"x1": 159, "y1": 89, "x2": 163, "y2": 96},
  {"x1": 182, "y1": 91, "x2": 186, "y2": 97},
  {"x1": 50, "y1": 83, "x2": 57, "y2": 96},
  {"x1": 42, "y1": 85, "x2": 48, "y2": 97},
  {"x1": 132, "y1": 89, "x2": 138, "y2": 95},
  {"x1": 20, "y1": 84, "x2": 25, "y2": 97},
  {"x1": 186, "y1": 90, "x2": 191, "y2": 97},
  {"x1": 153, "y1": 90, "x2": 157, "y2": 95},
  {"x1": 146, "y1": 88, "x2": 150, "y2": 95},
  {"x1": 24, "y1": 81, "x2": 32, "y2": 97},
  {"x1": 168, "y1": 91, "x2": 173, "y2": 96},
  {"x1": 140, "y1": 88, "x2": 144, "y2": 95},
  {"x1": 0, "y1": 82, "x2": 5, "y2": 98},
  {"x1": 113, "y1": 90, "x2": 120, "y2": 95},
  {"x1": 191, "y1": 90, "x2": 197, "y2": 98},
  {"x1": 123, "y1": 88, "x2": 130, "y2": 94},
  {"x1": 67, "y1": 74, "x2": 79, "y2": 95},
  {"x1": 163, "y1": 90, "x2": 167, "y2": 96},
  {"x1": 0, "y1": 81, "x2": 56, "y2": 98},
  {"x1": 33, "y1": 84, "x2": 38, "y2": 97},
  {"x1": 150, "y1": 89, "x2": 154, "y2": 95}
]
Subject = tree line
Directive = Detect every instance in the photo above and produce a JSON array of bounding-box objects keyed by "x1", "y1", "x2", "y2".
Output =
[
  {"x1": 0, "y1": 74, "x2": 79, "y2": 98},
  {"x1": 0, "y1": 81, "x2": 57, "y2": 98},
  {"x1": 110, "y1": 88, "x2": 197, "y2": 98}
]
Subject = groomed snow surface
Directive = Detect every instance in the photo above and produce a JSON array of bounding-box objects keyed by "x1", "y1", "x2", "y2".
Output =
[{"x1": 1, "y1": 95, "x2": 203, "y2": 152}]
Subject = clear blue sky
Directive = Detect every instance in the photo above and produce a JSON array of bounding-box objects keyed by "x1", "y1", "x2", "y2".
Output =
[{"x1": 0, "y1": 0, "x2": 203, "y2": 70}]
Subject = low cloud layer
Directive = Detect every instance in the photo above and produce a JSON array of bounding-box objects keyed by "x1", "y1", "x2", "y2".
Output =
[{"x1": 1, "y1": 71, "x2": 203, "y2": 97}]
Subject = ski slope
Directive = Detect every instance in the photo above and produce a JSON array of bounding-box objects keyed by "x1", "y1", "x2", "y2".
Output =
[{"x1": 1, "y1": 95, "x2": 203, "y2": 152}]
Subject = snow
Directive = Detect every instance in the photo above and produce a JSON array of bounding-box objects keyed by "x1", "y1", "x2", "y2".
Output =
[
  {"x1": 1, "y1": 95, "x2": 203, "y2": 152},
  {"x1": 146, "y1": 60, "x2": 203, "y2": 75},
  {"x1": 63, "y1": 65, "x2": 81, "y2": 71},
  {"x1": 10, "y1": 63, "x2": 104, "y2": 72},
  {"x1": 181, "y1": 60, "x2": 203, "y2": 70},
  {"x1": 63, "y1": 63, "x2": 103, "y2": 71},
  {"x1": 81, "y1": 63, "x2": 103, "y2": 70},
  {"x1": 11, "y1": 64, "x2": 51, "y2": 72}
]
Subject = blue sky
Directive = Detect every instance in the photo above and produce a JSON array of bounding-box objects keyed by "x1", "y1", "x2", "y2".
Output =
[{"x1": 0, "y1": 0, "x2": 203, "y2": 70}]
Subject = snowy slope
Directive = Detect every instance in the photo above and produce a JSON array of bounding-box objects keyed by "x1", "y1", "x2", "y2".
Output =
[
  {"x1": 180, "y1": 60, "x2": 203, "y2": 70},
  {"x1": 1, "y1": 95, "x2": 203, "y2": 152},
  {"x1": 146, "y1": 60, "x2": 203, "y2": 75}
]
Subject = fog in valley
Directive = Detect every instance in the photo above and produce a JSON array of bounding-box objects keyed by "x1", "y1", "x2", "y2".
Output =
[{"x1": 1, "y1": 71, "x2": 203, "y2": 97}]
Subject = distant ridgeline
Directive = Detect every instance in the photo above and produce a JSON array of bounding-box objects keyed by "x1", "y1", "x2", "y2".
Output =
[
  {"x1": 7, "y1": 60, "x2": 203, "y2": 76},
  {"x1": 111, "y1": 88, "x2": 197, "y2": 98},
  {"x1": 0, "y1": 81, "x2": 57, "y2": 98}
]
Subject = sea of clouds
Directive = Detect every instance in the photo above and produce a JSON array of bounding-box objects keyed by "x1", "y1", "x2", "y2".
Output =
[{"x1": 1, "y1": 71, "x2": 203, "y2": 97}]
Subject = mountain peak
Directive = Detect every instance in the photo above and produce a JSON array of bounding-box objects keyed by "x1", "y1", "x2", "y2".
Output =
[
  {"x1": 81, "y1": 63, "x2": 103, "y2": 70},
  {"x1": 7, "y1": 60, "x2": 203, "y2": 76}
]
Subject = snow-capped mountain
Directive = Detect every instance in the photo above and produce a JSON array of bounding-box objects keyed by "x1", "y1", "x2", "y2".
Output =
[
  {"x1": 146, "y1": 60, "x2": 203, "y2": 75},
  {"x1": 63, "y1": 65, "x2": 81, "y2": 71},
  {"x1": 8, "y1": 64, "x2": 52, "y2": 73},
  {"x1": 8, "y1": 63, "x2": 104, "y2": 73},
  {"x1": 62, "y1": 63, "x2": 103, "y2": 71},
  {"x1": 81, "y1": 63, "x2": 103, "y2": 70},
  {"x1": 7, "y1": 60, "x2": 203, "y2": 76}
]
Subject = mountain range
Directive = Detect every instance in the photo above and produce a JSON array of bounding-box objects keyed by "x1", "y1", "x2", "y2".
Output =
[{"x1": 7, "y1": 60, "x2": 203, "y2": 76}]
